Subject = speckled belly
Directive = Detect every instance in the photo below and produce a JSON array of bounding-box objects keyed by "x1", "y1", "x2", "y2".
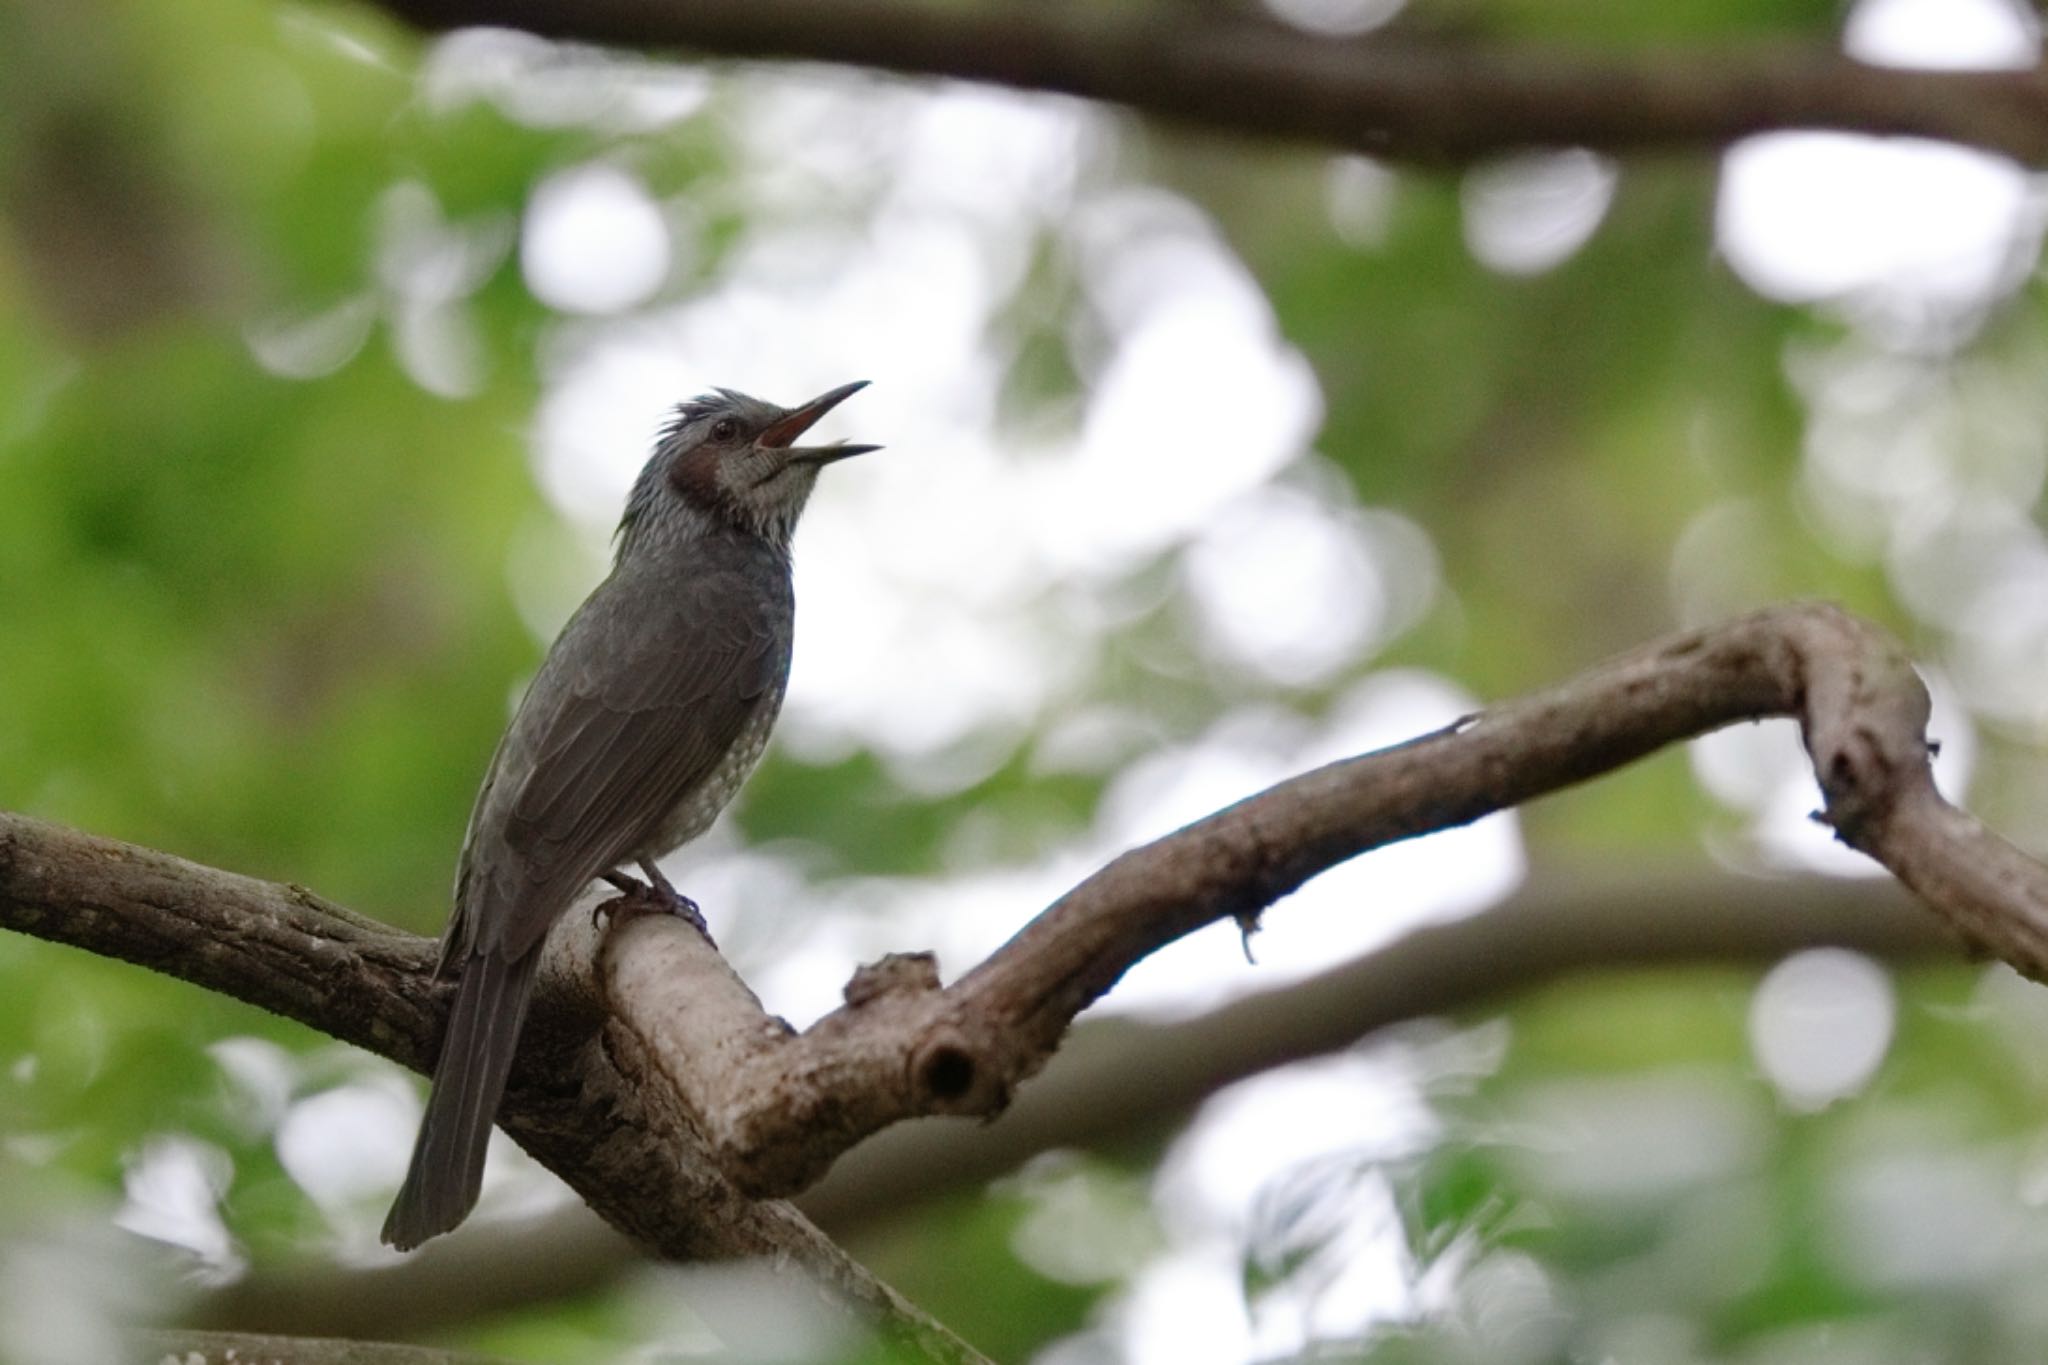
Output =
[{"x1": 637, "y1": 680, "x2": 787, "y2": 859}]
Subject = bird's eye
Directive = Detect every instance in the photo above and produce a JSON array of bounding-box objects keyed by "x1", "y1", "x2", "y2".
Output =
[{"x1": 711, "y1": 417, "x2": 740, "y2": 442}]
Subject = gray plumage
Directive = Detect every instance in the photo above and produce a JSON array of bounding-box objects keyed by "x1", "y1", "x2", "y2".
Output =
[{"x1": 382, "y1": 382, "x2": 876, "y2": 1250}]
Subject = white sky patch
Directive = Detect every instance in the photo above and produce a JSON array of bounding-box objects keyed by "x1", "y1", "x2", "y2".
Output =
[
  {"x1": 1033, "y1": 285, "x2": 1321, "y2": 577},
  {"x1": 1844, "y1": 0, "x2": 2039, "y2": 69},
  {"x1": 276, "y1": 1072, "x2": 576, "y2": 1259},
  {"x1": 115, "y1": 1136, "x2": 241, "y2": 1283},
  {"x1": 729, "y1": 71, "x2": 900, "y2": 211},
  {"x1": 889, "y1": 82, "x2": 1088, "y2": 224},
  {"x1": 1950, "y1": 559, "x2": 2048, "y2": 730},
  {"x1": 1183, "y1": 489, "x2": 1439, "y2": 686},
  {"x1": 1461, "y1": 149, "x2": 1618, "y2": 276},
  {"x1": 1326, "y1": 155, "x2": 1399, "y2": 250},
  {"x1": 1715, "y1": 0, "x2": 2044, "y2": 327},
  {"x1": 1716, "y1": 134, "x2": 2040, "y2": 320},
  {"x1": 1005, "y1": 1158, "x2": 1157, "y2": 1286},
  {"x1": 1158, "y1": 1055, "x2": 1439, "y2": 1240},
  {"x1": 1031, "y1": 702, "x2": 1160, "y2": 778},
  {"x1": 531, "y1": 323, "x2": 696, "y2": 530},
  {"x1": 1890, "y1": 493, "x2": 2048, "y2": 628},
  {"x1": 1183, "y1": 487, "x2": 1387, "y2": 685},
  {"x1": 0, "y1": 1222, "x2": 168, "y2": 1365},
  {"x1": 1749, "y1": 949, "x2": 1896, "y2": 1111},
  {"x1": 1026, "y1": 187, "x2": 1323, "y2": 570},
  {"x1": 208, "y1": 1036, "x2": 298, "y2": 1140},
  {"x1": 1782, "y1": 332, "x2": 2048, "y2": 732},
  {"x1": 421, "y1": 28, "x2": 711, "y2": 132},
  {"x1": 1669, "y1": 498, "x2": 1784, "y2": 627},
  {"x1": 1265, "y1": 0, "x2": 1404, "y2": 37},
  {"x1": 1067, "y1": 188, "x2": 1218, "y2": 329},
  {"x1": 785, "y1": 499, "x2": 1072, "y2": 764},
  {"x1": 276, "y1": 1080, "x2": 420, "y2": 1216},
  {"x1": 1109, "y1": 1249, "x2": 1258, "y2": 1365},
  {"x1": 521, "y1": 162, "x2": 673, "y2": 314},
  {"x1": 739, "y1": 898, "x2": 885, "y2": 1031},
  {"x1": 1105, "y1": 1049, "x2": 1453, "y2": 1359}
]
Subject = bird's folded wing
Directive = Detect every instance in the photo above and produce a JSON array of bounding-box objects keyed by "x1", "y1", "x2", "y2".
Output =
[{"x1": 478, "y1": 569, "x2": 783, "y2": 958}]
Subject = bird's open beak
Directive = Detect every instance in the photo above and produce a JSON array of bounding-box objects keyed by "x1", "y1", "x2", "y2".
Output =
[{"x1": 761, "y1": 380, "x2": 882, "y2": 466}]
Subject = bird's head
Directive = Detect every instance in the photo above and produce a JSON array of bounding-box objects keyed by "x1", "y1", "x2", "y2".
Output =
[{"x1": 621, "y1": 380, "x2": 878, "y2": 553}]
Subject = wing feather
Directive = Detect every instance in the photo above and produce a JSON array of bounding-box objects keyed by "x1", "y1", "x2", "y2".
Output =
[{"x1": 455, "y1": 548, "x2": 790, "y2": 960}]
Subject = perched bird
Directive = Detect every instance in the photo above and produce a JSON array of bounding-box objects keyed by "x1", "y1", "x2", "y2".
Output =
[{"x1": 382, "y1": 381, "x2": 878, "y2": 1250}]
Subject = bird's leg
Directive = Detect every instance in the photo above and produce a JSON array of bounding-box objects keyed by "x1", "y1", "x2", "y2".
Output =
[
  {"x1": 592, "y1": 863, "x2": 710, "y2": 943},
  {"x1": 635, "y1": 857, "x2": 709, "y2": 938}
]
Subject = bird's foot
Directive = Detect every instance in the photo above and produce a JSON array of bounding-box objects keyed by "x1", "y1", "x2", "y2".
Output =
[{"x1": 596, "y1": 868, "x2": 713, "y2": 945}]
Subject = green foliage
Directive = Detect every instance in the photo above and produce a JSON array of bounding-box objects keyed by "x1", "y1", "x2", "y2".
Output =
[
  {"x1": 3, "y1": 0, "x2": 2047, "y2": 1360},
  {"x1": 1326, "y1": 963, "x2": 2048, "y2": 1364}
]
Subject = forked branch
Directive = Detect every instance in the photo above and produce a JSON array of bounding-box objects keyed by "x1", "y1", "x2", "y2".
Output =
[{"x1": 597, "y1": 601, "x2": 2028, "y2": 1197}]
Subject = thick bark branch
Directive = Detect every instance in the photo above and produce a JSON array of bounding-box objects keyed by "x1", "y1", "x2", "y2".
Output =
[
  {"x1": 0, "y1": 826, "x2": 985, "y2": 1363},
  {"x1": 0, "y1": 602, "x2": 2022, "y2": 1354},
  {"x1": 361, "y1": 0, "x2": 2048, "y2": 166},
  {"x1": 595, "y1": 602, "x2": 2015, "y2": 1200}
]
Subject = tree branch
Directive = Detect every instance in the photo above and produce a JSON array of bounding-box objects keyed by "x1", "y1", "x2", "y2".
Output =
[
  {"x1": 0, "y1": 821, "x2": 986, "y2": 1364},
  {"x1": 0, "y1": 602, "x2": 2023, "y2": 1354},
  {"x1": 593, "y1": 601, "x2": 2011, "y2": 1203},
  {"x1": 361, "y1": 0, "x2": 2048, "y2": 165},
  {"x1": 192, "y1": 868, "x2": 1959, "y2": 1343}
]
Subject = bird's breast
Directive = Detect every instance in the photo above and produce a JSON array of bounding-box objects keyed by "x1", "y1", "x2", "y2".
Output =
[{"x1": 639, "y1": 678, "x2": 789, "y2": 858}]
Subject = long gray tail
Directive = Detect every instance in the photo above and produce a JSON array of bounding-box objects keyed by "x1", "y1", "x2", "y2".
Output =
[{"x1": 381, "y1": 950, "x2": 540, "y2": 1250}]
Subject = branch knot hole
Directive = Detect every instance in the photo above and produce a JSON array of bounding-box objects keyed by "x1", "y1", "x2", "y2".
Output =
[
  {"x1": 922, "y1": 1044, "x2": 975, "y2": 1100},
  {"x1": 910, "y1": 1028, "x2": 1006, "y2": 1115}
]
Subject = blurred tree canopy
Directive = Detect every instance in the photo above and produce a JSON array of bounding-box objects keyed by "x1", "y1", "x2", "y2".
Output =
[{"x1": 5, "y1": 0, "x2": 2048, "y2": 1360}]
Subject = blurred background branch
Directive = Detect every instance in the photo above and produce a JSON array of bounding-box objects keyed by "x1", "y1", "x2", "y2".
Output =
[
  {"x1": 133, "y1": 1328, "x2": 520, "y2": 1365},
  {"x1": 366, "y1": 0, "x2": 2048, "y2": 164},
  {"x1": 2, "y1": 0, "x2": 244, "y2": 339}
]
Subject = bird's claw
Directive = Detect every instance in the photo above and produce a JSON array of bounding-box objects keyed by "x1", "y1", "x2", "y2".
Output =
[
  {"x1": 594, "y1": 871, "x2": 713, "y2": 945},
  {"x1": 663, "y1": 890, "x2": 710, "y2": 939}
]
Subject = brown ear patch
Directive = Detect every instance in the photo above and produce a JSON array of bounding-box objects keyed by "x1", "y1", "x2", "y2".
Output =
[{"x1": 667, "y1": 441, "x2": 726, "y2": 507}]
